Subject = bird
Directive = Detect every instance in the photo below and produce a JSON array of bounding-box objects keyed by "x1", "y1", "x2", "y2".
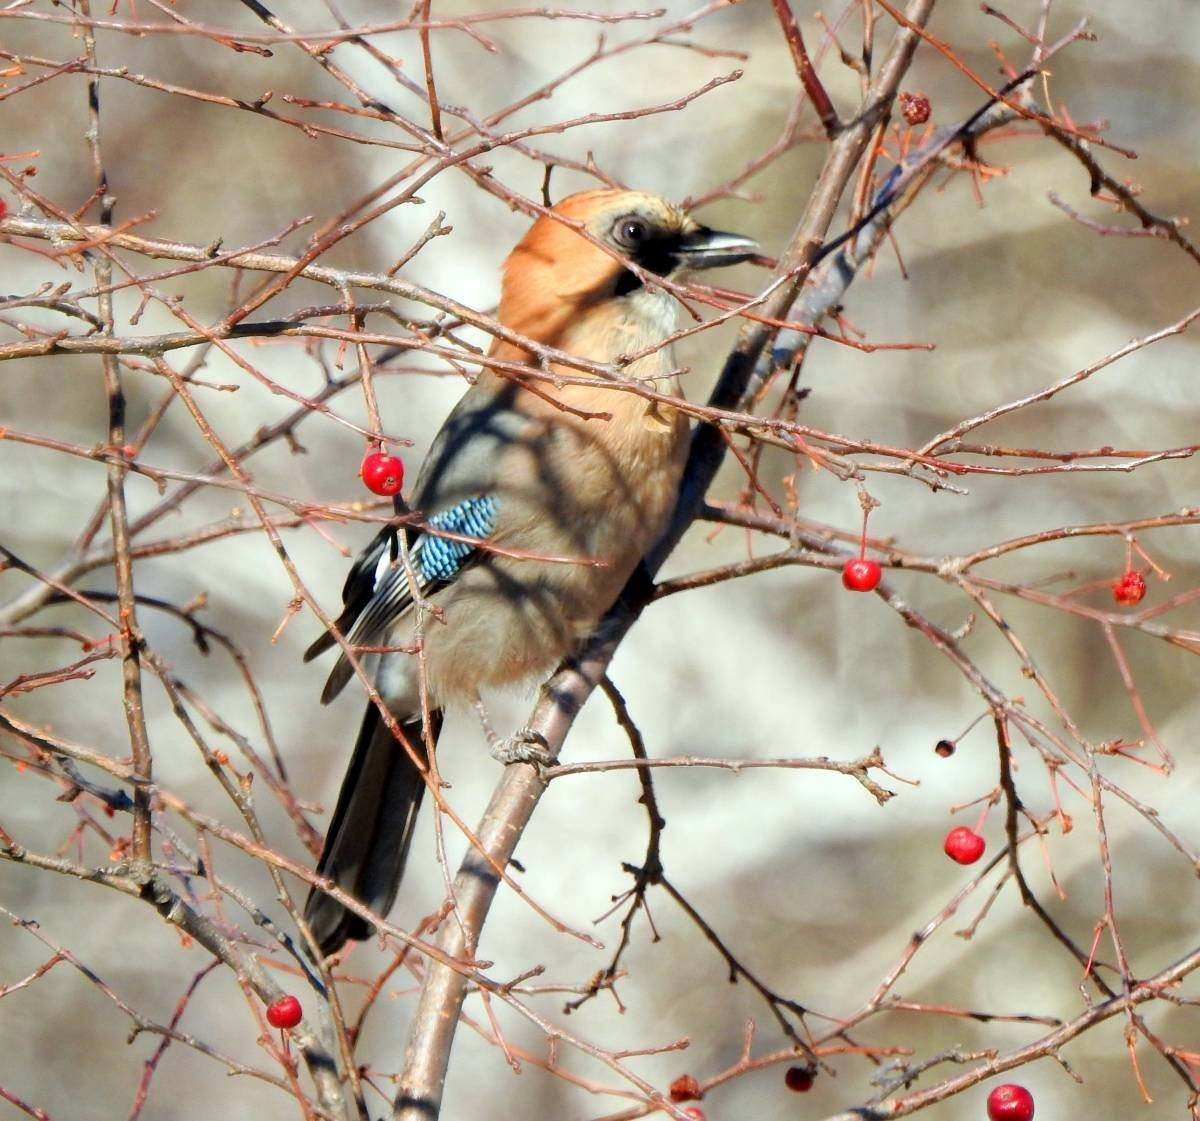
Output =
[{"x1": 302, "y1": 188, "x2": 758, "y2": 955}]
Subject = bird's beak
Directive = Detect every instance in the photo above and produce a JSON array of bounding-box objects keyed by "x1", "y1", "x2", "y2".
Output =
[{"x1": 674, "y1": 225, "x2": 760, "y2": 270}]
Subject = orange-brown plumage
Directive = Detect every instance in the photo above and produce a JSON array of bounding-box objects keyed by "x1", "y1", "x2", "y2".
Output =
[{"x1": 500, "y1": 190, "x2": 690, "y2": 322}]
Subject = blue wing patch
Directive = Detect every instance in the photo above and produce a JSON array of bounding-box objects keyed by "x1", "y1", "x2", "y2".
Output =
[
  {"x1": 419, "y1": 496, "x2": 499, "y2": 583},
  {"x1": 314, "y1": 495, "x2": 500, "y2": 703}
]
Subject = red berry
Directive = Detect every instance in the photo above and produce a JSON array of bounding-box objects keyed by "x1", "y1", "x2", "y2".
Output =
[
  {"x1": 934, "y1": 739, "x2": 956, "y2": 758},
  {"x1": 842, "y1": 557, "x2": 882, "y2": 592},
  {"x1": 265, "y1": 994, "x2": 302, "y2": 1029},
  {"x1": 1112, "y1": 570, "x2": 1146, "y2": 606},
  {"x1": 680, "y1": 1109, "x2": 705, "y2": 1121},
  {"x1": 784, "y1": 1066, "x2": 814, "y2": 1092},
  {"x1": 669, "y1": 1075, "x2": 702, "y2": 1103},
  {"x1": 899, "y1": 91, "x2": 931, "y2": 125},
  {"x1": 360, "y1": 451, "x2": 404, "y2": 496},
  {"x1": 987, "y1": 1083, "x2": 1035, "y2": 1121},
  {"x1": 943, "y1": 826, "x2": 986, "y2": 865},
  {"x1": 0, "y1": 197, "x2": 7, "y2": 221}
]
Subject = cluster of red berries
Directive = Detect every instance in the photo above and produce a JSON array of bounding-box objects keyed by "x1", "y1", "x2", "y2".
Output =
[
  {"x1": 265, "y1": 994, "x2": 302, "y2": 1029},
  {"x1": 361, "y1": 449, "x2": 405, "y2": 496},
  {"x1": 944, "y1": 825, "x2": 986, "y2": 865},
  {"x1": 987, "y1": 1083, "x2": 1035, "y2": 1120}
]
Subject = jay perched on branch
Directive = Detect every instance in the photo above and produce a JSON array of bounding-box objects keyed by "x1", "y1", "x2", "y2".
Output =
[{"x1": 303, "y1": 188, "x2": 758, "y2": 956}]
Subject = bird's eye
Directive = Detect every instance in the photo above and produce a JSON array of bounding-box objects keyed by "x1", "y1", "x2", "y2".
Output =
[{"x1": 614, "y1": 216, "x2": 650, "y2": 249}]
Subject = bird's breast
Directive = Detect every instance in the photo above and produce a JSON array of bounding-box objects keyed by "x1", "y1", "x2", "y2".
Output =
[{"x1": 414, "y1": 289, "x2": 689, "y2": 700}]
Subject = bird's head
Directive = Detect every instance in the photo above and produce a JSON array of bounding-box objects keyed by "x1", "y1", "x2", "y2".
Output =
[{"x1": 499, "y1": 189, "x2": 758, "y2": 332}]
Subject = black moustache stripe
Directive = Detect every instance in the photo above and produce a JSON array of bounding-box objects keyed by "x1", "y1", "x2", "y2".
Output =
[{"x1": 615, "y1": 235, "x2": 680, "y2": 295}]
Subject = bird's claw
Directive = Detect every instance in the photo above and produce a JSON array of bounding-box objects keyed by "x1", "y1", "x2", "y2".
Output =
[{"x1": 490, "y1": 727, "x2": 553, "y2": 768}]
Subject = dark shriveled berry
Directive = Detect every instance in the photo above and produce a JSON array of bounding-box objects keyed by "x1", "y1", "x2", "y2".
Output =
[
  {"x1": 669, "y1": 1075, "x2": 702, "y2": 1103},
  {"x1": 784, "y1": 1066, "x2": 815, "y2": 1092},
  {"x1": 899, "y1": 91, "x2": 931, "y2": 124}
]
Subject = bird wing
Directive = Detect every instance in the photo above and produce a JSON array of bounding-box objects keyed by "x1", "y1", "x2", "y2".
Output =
[
  {"x1": 306, "y1": 376, "x2": 532, "y2": 703},
  {"x1": 307, "y1": 495, "x2": 500, "y2": 704}
]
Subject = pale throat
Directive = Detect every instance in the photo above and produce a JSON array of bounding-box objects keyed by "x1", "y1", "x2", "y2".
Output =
[{"x1": 560, "y1": 287, "x2": 680, "y2": 385}]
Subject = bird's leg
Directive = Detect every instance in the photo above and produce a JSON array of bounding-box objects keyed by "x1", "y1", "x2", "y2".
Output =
[
  {"x1": 490, "y1": 727, "x2": 553, "y2": 767},
  {"x1": 472, "y1": 697, "x2": 499, "y2": 746}
]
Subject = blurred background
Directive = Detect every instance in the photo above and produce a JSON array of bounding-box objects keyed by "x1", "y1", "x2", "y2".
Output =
[{"x1": 2, "y1": 2, "x2": 1199, "y2": 1118}]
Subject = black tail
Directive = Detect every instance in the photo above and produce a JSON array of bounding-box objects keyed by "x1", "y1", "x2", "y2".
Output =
[{"x1": 305, "y1": 705, "x2": 441, "y2": 957}]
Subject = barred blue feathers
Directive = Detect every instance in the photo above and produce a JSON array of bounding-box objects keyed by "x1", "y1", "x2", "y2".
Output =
[{"x1": 419, "y1": 495, "x2": 500, "y2": 583}]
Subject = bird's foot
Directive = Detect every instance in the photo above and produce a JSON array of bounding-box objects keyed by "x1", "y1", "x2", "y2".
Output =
[{"x1": 490, "y1": 727, "x2": 553, "y2": 767}]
